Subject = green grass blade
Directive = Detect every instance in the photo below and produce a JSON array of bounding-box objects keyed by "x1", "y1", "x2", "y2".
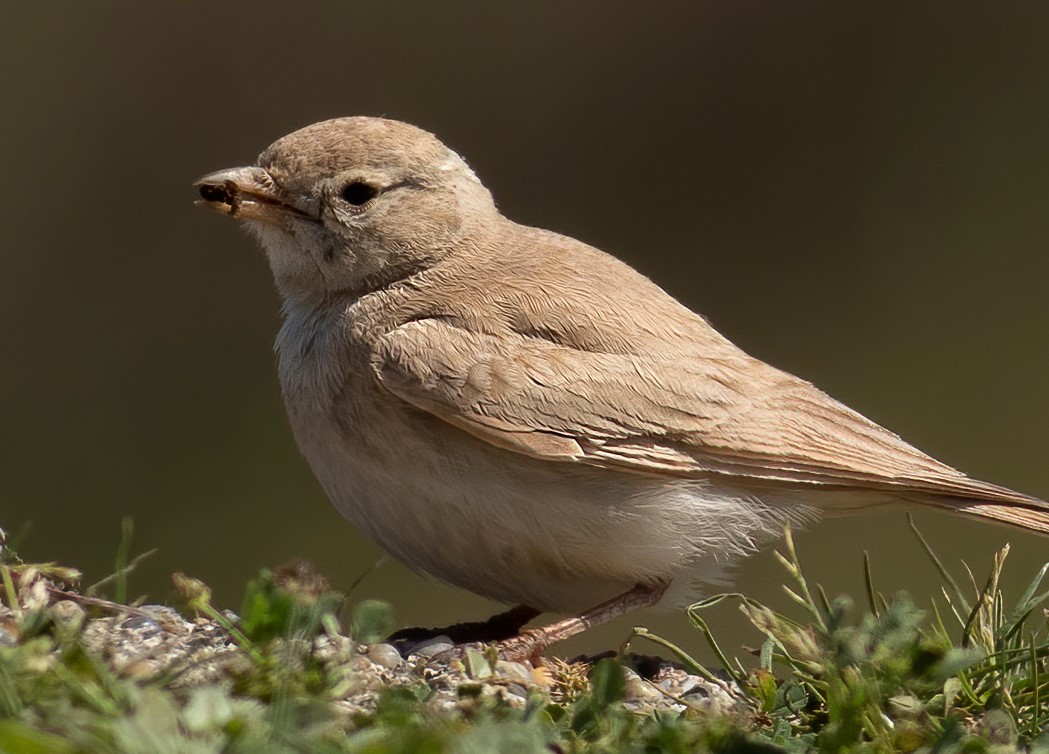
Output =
[
  {"x1": 909, "y1": 514, "x2": 968, "y2": 611},
  {"x1": 627, "y1": 627, "x2": 721, "y2": 683},
  {"x1": 863, "y1": 550, "x2": 880, "y2": 618}
]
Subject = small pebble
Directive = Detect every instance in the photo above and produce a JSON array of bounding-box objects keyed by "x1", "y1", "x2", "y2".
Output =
[
  {"x1": 349, "y1": 654, "x2": 375, "y2": 672},
  {"x1": 463, "y1": 648, "x2": 494, "y2": 679},
  {"x1": 367, "y1": 643, "x2": 403, "y2": 669},
  {"x1": 409, "y1": 636, "x2": 455, "y2": 660},
  {"x1": 494, "y1": 660, "x2": 532, "y2": 685},
  {"x1": 622, "y1": 669, "x2": 663, "y2": 705},
  {"x1": 120, "y1": 614, "x2": 159, "y2": 631},
  {"x1": 504, "y1": 683, "x2": 530, "y2": 698},
  {"x1": 679, "y1": 680, "x2": 707, "y2": 697}
]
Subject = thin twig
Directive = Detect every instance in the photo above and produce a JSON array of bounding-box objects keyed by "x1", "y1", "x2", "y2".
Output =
[
  {"x1": 45, "y1": 585, "x2": 154, "y2": 619},
  {"x1": 86, "y1": 549, "x2": 159, "y2": 597}
]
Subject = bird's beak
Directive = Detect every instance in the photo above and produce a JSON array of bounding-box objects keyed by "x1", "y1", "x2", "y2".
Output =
[{"x1": 194, "y1": 167, "x2": 313, "y2": 224}]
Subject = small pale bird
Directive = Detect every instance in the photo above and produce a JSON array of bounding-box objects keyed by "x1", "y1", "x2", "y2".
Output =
[{"x1": 197, "y1": 117, "x2": 1048, "y2": 660}]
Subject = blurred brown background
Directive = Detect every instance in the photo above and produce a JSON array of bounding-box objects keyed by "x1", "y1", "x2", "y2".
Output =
[{"x1": 2, "y1": 2, "x2": 1047, "y2": 659}]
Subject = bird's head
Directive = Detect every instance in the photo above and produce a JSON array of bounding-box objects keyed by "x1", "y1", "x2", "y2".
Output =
[{"x1": 196, "y1": 117, "x2": 495, "y2": 305}]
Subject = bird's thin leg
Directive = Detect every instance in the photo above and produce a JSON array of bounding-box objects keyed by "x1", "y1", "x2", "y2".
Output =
[
  {"x1": 388, "y1": 604, "x2": 540, "y2": 654},
  {"x1": 496, "y1": 581, "x2": 670, "y2": 663}
]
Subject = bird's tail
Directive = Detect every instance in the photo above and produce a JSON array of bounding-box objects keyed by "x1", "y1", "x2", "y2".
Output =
[
  {"x1": 915, "y1": 479, "x2": 1049, "y2": 536},
  {"x1": 932, "y1": 500, "x2": 1049, "y2": 536}
]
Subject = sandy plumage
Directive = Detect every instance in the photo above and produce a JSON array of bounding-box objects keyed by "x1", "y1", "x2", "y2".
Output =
[{"x1": 197, "y1": 117, "x2": 1047, "y2": 618}]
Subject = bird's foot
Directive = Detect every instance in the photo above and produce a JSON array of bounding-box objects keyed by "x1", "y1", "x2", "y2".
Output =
[
  {"x1": 493, "y1": 628, "x2": 555, "y2": 664},
  {"x1": 496, "y1": 581, "x2": 671, "y2": 662},
  {"x1": 391, "y1": 582, "x2": 670, "y2": 663},
  {"x1": 388, "y1": 604, "x2": 539, "y2": 657}
]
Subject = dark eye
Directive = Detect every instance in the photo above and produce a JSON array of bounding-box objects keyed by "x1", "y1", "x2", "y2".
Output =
[{"x1": 340, "y1": 181, "x2": 378, "y2": 206}]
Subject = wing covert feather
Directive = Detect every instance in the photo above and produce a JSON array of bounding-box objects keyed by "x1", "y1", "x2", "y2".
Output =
[{"x1": 374, "y1": 319, "x2": 734, "y2": 463}]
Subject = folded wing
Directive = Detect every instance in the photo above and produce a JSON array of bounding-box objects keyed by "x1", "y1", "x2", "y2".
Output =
[{"x1": 374, "y1": 318, "x2": 1049, "y2": 532}]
